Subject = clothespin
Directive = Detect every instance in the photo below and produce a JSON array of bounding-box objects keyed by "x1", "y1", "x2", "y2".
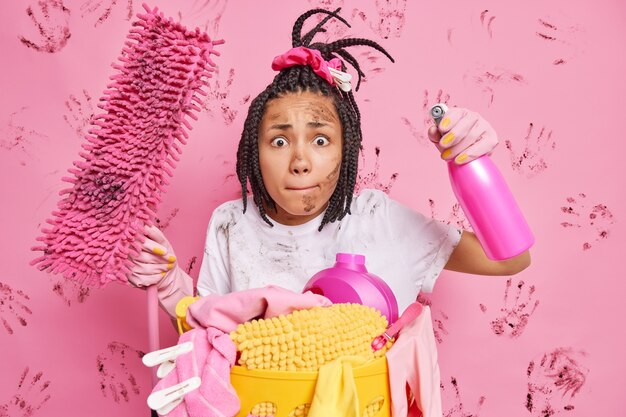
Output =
[
  {"x1": 147, "y1": 377, "x2": 201, "y2": 415},
  {"x1": 371, "y1": 302, "x2": 423, "y2": 351},
  {"x1": 328, "y1": 67, "x2": 352, "y2": 92},
  {"x1": 142, "y1": 341, "x2": 194, "y2": 378}
]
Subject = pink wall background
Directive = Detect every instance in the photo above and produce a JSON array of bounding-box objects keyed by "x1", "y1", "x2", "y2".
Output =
[{"x1": 1, "y1": 0, "x2": 624, "y2": 416}]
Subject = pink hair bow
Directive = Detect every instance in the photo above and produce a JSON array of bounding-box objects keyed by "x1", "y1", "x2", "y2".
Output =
[{"x1": 271, "y1": 46, "x2": 352, "y2": 92}]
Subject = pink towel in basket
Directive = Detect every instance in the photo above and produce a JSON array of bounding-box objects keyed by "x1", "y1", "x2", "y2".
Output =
[
  {"x1": 185, "y1": 285, "x2": 332, "y2": 332},
  {"x1": 152, "y1": 286, "x2": 331, "y2": 416},
  {"x1": 154, "y1": 326, "x2": 239, "y2": 417}
]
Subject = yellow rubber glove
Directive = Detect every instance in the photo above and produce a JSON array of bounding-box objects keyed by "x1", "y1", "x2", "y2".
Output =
[{"x1": 309, "y1": 356, "x2": 368, "y2": 417}]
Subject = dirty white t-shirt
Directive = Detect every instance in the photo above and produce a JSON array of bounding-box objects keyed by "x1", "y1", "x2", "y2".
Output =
[{"x1": 196, "y1": 189, "x2": 462, "y2": 312}]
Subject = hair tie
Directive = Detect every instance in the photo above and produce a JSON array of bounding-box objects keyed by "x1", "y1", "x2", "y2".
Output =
[{"x1": 271, "y1": 46, "x2": 352, "y2": 92}]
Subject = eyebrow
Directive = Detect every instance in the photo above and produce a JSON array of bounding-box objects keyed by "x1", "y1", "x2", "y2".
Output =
[{"x1": 267, "y1": 121, "x2": 331, "y2": 131}]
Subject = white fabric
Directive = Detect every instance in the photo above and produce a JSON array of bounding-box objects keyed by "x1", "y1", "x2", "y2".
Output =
[{"x1": 196, "y1": 189, "x2": 462, "y2": 312}]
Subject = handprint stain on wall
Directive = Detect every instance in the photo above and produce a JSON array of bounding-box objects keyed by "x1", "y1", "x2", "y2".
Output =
[
  {"x1": 81, "y1": 0, "x2": 134, "y2": 27},
  {"x1": 354, "y1": 0, "x2": 408, "y2": 40},
  {"x1": 441, "y1": 376, "x2": 486, "y2": 417},
  {"x1": 480, "y1": 10, "x2": 496, "y2": 39},
  {"x1": 536, "y1": 19, "x2": 558, "y2": 41},
  {"x1": 186, "y1": 256, "x2": 198, "y2": 275},
  {"x1": 51, "y1": 279, "x2": 90, "y2": 306},
  {"x1": 304, "y1": 0, "x2": 349, "y2": 41},
  {"x1": 428, "y1": 198, "x2": 472, "y2": 231},
  {"x1": 560, "y1": 193, "x2": 614, "y2": 251},
  {"x1": 308, "y1": 0, "x2": 342, "y2": 8},
  {"x1": 155, "y1": 208, "x2": 180, "y2": 230},
  {"x1": 63, "y1": 90, "x2": 94, "y2": 139},
  {"x1": 96, "y1": 341, "x2": 144, "y2": 403},
  {"x1": 505, "y1": 123, "x2": 556, "y2": 178},
  {"x1": 0, "y1": 282, "x2": 32, "y2": 335},
  {"x1": 480, "y1": 278, "x2": 539, "y2": 338},
  {"x1": 19, "y1": 0, "x2": 71, "y2": 53},
  {"x1": 177, "y1": 0, "x2": 228, "y2": 39},
  {"x1": 535, "y1": 17, "x2": 585, "y2": 65},
  {"x1": 417, "y1": 294, "x2": 450, "y2": 344},
  {"x1": 0, "y1": 367, "x2": 51, "y2": 417},
  {"x1": 526, "y1": 347, "x2": 589, "y2": 416},
  {"x1": 202, "y1": 68, "x2": 250, "y2": 126},
  {"x1": 1, "y1": 108, "x2": 48, "y2": 163},
  {"x1": 354, "y1": 147, "x2": 398, "y2": 195},
  {"x1": 465, "y1": 68, "x2": 525, "y2": 107},
  {"x1": 355, "y1": 50, "x2": 388, "y2": 84},
  {"x1": 402, "y1": 89, "x2": 453, "y2": 146},
  {"x1": 446, "y1": 28, "x2": 454, "y2": 45}
]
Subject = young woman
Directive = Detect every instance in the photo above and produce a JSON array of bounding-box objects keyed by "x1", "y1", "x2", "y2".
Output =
[{"x1": 128, "y1": 8, "x2": 530, "y2": 316}]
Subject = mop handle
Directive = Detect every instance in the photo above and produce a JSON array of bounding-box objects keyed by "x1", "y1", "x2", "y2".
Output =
[{"x1": 147, "y1": 285, "x2": 160, "y2": 386}]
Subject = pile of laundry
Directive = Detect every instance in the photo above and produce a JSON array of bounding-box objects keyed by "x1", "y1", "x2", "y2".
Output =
[{"x1": 143, "y1": 286, "x2": 442, "y2": 417}]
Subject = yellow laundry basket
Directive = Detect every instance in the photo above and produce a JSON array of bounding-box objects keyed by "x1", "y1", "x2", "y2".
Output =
[{"x1": 175, "y1": 297, "x2": 392, "y2": 417}]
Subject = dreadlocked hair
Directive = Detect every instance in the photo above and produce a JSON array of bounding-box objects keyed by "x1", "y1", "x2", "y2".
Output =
[{"x1": 236, "y1": 8, "x2": 394, "y2": 231}]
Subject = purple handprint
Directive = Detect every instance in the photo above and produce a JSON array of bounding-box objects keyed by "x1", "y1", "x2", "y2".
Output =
[
  {"x1": 202, "y1": 67, "x2": 251, "y2": 126},
  {"x1": 428, "y1": 198, "x2": 472, "y2": 231},
  {"x1": 479, "y1": 10, "x2": 496, "y2": 39},
  {"x1": 560, "y1": 193, "x2": 614, "y2": 251},
  {"x1": 465, "y1": 67, "x2": 525, "y2": 107},
  {"x1": 308, "y1": 0, "x2": 342, "y2": 8},
  {"x1": 526, "y1": 347, "x2": 589, "y2": 416},
  {"x1": 51, "y1": 278, "x2": 90, "y2": 307},
  {"x1": 505, "y1": 123, "x2": 556, "y2": 178},
  {"x1": 354, "y1": 146, "x2": 398, "y2": 195},
  {"x1": 371, "y1": 0, "x2": 408, "y2": 39},
  {"x1": 441, "y1": 376, "x2": 486, "y2": 417},
  {"x1": 80, "y1": 0, "x2": 134, "y2": 27},
  {"x1": 186, "y1": 256, "x2": 198, "y2": 275},
  {"x1": 63, "y1": 89, "x2": 94, "y2": 139},
  {"x1": 353, "y1": 49, "x2": 389, "y2": 86},
  {"x1": 177, "y1": 0, "x2": 228, "y2": 39},
  {"x1": 154, "y1": 208, "x2": 180, "y2": 230},
  {"x1": 0, "y1": 108, "x2": 48, "y2": 163},
  {"x1": 0, "y1": 282, "x2": 32, "y2": 335},
  {"x1": 96, "y1": 341, "x2": 144, "y2": 403},
  {"x1": 302, "y1": 1, "x2": 349, "y2": 42},
  {"x1": 417, "y1": 294, "x2": 450, "y2": 344},
  {"x1": 19, "y1": 0, "x2": 71, "y2": 53},
  {"x1": 535, "y1": 17, "x2": 585, "y2": 66},
  {"x1": 353, "y1": 0, "x2": 408, "y2": 40},
  {"x1": 480, "y1": 278, "x2": 539, "y2": 338},
  {"x1": 0, "y1": 367, "x2": 51, "y2": 417},
  {"x1": 402, "y1": 89, "x2": 453, "y2": 146}
]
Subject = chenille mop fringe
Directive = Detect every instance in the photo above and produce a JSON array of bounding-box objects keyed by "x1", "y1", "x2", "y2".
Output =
[{"x1": 31, "y1": 3, "x2": 223, "y2": 287}]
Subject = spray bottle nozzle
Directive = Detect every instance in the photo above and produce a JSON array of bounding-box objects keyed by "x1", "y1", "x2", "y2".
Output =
[{"x1": 429, "y1": 103, "x2": 449, "y2": 125}]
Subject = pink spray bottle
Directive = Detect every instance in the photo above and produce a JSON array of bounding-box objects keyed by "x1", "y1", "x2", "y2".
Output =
[{"x1": 430, "y1": 103, "x2": 534, "y2": 260}]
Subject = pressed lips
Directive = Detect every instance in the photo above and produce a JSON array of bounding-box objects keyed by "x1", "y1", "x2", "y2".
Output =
[{"x1": 286, "y1": 185, "x2": 318, "y2": 191}]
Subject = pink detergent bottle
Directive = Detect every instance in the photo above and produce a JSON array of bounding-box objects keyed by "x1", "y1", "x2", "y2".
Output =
[
  {"x1": 303, "y1": 253, "x2": 399, "y2": 324},
  {"x1": 430, "y1": 103, "x2": 534, "y2": 260}
]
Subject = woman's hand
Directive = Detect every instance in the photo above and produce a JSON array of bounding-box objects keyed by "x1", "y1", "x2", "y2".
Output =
[
  {"x1": 127, "y1": 224, "x2": 194, "y2": 318},
  {"x1": 128, "y1": 225, "x2": 178, "y2": 288},
  {"x1": 427, "y1": 107, "x2": 499, "y2": 165}
]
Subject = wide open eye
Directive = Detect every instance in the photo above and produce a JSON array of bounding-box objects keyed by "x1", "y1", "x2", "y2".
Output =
[
  {"x1": 313, "y1": 136, "x2": 329, "y2": 146},
  {"x1": 270, "y1": 137, "x2": 288, "y2": 147}
]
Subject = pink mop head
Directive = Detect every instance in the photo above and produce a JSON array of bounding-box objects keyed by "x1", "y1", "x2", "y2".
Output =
[{"x1": 32, "y1": 3, "x2": 223, "y2": 287}]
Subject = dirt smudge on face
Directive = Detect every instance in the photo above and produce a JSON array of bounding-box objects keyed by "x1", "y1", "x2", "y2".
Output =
[
  {"x1": 326, "y1": 162, "x2": 340, "y2": 181},
  {"x1": 308, "y1": 100, "x2": 339, "y2": 124},
  {"x1": 302, "y1": 195, "x2": 316, "y2": 213}
]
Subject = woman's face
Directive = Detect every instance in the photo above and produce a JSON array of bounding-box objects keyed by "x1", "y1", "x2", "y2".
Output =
[{"x1": 258, "y1": 90, "x2": 343, "y2": 225}]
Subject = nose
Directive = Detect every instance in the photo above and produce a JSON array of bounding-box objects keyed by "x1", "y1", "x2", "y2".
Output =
[{"x1": 290, "y1": 146, "x2": 311, "y2": 175}]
